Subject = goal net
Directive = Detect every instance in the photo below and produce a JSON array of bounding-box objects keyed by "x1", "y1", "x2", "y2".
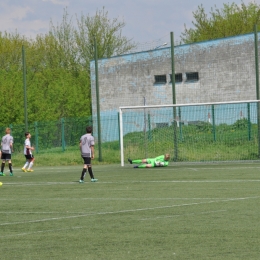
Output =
[{"x1": 119, "y1": 100, "x2": 260, "y2": 166}]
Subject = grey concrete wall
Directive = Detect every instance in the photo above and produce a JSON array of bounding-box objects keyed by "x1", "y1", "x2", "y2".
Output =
[
  {"x1": 91, "y1": 33, "x2": 257, "y2": 116},
  {"x1": 90, "y1": 33, "x2": 258, "y2": 141}
]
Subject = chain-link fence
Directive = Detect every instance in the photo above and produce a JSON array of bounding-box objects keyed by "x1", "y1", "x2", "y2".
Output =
[{"x1": 0, "y1": 117, "x2": 93, "y2": 153}]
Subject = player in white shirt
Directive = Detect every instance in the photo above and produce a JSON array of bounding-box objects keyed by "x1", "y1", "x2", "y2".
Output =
[
  {"x1": 79, "y1": 126, "x2": 98, "y2": 183},
  {"x1": 21, "y1": 132, "x2": 35, "y2": 172},
  {"x1": 0, "y1": 128, "x2": 14, "y2": 176}
]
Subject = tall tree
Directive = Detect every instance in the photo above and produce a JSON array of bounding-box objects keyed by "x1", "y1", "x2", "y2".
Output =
[
  {"x1": 49, "y1": 7, "x2": 136, "y2": 70},
  {"x1": 181, "y1": 1, "x2": 260, "y2": 44},
  {"x1": 0, "y1": 8, "x2": 136, "y2": 125},
  {"x1": 0, "y1": 32, "x2": 30, "y2": 125},
  {"x1": 49, "y1": 9, "x2": 79, "y2": 71},
  {"x1": 74, "y1": 7, "x2": 136, "y2": 70}
]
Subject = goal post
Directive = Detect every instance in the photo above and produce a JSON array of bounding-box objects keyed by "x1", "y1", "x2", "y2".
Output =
[{"x1": 119, "y1": 100, "x2": 260, "y2": 166}]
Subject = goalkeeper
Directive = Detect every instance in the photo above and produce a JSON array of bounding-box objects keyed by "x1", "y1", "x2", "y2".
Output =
[{"x1": 128, "y1": 154, "x2": 170, "y2": 168}]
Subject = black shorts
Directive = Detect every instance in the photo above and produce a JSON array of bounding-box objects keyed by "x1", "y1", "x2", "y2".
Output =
[
  {"x1": 1, "y1": 153, "x2": 11, "y2": 160},
  {"x1": 25, "y1": 154, "x2": 34, "y2": 160},
  {"x1": 82, "y1": 156, "x2": 91, "y2": 165}
]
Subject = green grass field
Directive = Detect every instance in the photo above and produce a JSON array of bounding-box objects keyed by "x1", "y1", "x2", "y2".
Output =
[{"x1": 0, "y1": 162, "x2": 259, "y2": 259}]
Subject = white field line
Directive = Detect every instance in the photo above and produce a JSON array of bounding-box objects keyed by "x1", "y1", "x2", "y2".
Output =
[
  {"x1": 1, "y1": 210, "x2": 228, "y2": 238},
  {"x1": 0, "y1": 196, "x2": 259, "y2": 228},
  {"x1": 0, "y1": 209, "x2": 228, "y2": 216},
  {"x1": 1, "y1": 226, "x2": 84, "y2": 238},
  {"x1": 10, "y1": 165, "x2": 260, "y2": 171},
  {"x1": 1, "y1": 179, "x2": 260, "y2": 186},
  {"x1": 139, "y1": 166, "x2": 260, "y2": 170},
  {"x1": 0, "y1": 197, "x2": 236, "y2": 202},
  {"x1": 145, "y1": 168, "x2": 260, "y2": 173},
  {"x1": 140, "y1": 210, "x2": 227, "y2": 220},
  {"x1": 188, "y1": 168, "x2": 199, "y2": 171}
]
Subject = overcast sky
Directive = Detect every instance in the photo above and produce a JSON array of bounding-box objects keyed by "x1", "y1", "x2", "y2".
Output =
[{"x1": 1, "y1": 0, "x2": 260, "y2": 45}]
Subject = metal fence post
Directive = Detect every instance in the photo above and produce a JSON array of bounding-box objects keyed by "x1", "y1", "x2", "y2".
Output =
[
  {"x1": 34, "y1": 122, "x2": 39, "y2": 153},
  {"x1": 254, "y1": 24, "x2": 260, "y2": 157},
  {"x1": 61, "y1": 118, "x2": 65, "y2": 152},
  {"x1": 170, "y1": 32, "x2": 178, "y2": 161}
]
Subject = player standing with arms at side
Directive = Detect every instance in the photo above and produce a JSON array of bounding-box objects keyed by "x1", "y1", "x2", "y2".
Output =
[
  {"x1": 0, "y1": 128, "x2": 14, "y2": 176},
  {"x1": 21, "y1": 132, "x2": 35, "y2": 172},
  {"x1": 79, "y1": 126, "x2": 98, "y2": 183}
]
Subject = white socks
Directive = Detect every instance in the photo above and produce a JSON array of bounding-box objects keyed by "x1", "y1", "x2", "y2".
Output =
[
  {"x1": 28, "y1": 162, "x2": 34, "y2": 169},
  {"x1": 23, "y1": 162, "x2": 29, "y2": 169}
]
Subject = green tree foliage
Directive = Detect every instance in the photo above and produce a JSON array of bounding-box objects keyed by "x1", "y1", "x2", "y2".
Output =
[
  {"x1": 0, "y1": 8, "x2": 135, "y2": 126},
  {"x1": 74, "y1": 7, "x2": 136, "y2": 69},
  {"x1": 181, "y1": 1, "x2": 260, "y2": 44},
  {"x1": 0, "y1": 32, "x2": 28, "y2": 125}
]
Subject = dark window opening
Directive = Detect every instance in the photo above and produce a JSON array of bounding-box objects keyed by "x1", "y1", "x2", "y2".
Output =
[
  {"x1": 186, "y1": 72, "x2": 199, "y2": 82},
  {"x1": 156, "y1": 122, "x2": 169, "y2": 128},
  {"x1": 154, "y1": 75, "x2": 167, "y2": 84},
  {"x1": 170, "y1": 73, "x2": 182, "y2": 83}
]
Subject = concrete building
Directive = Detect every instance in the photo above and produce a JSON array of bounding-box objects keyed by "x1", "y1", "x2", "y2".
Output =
[{"x1": 90, "y1": 33, "x2": 258, "y2": 141}]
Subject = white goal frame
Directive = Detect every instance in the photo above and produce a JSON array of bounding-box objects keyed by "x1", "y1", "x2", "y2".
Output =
[{"x1": 119, "y1": 100, "x2": 260, "y2": 166}]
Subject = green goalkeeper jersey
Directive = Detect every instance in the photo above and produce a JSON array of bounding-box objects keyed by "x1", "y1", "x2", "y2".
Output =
[{"x1": 147, "y1": 155, "x2": 169, "y2": 167}]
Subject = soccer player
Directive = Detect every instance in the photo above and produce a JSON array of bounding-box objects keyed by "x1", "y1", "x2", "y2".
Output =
[
  {"x1": 128, "y1": 154, "x2": 170, "y2": 168},
  {"x1": 0, "y1": 128, "x2": 14, "y2": 176},
  {"x1": 21, "y1": 132, "x2": 35, "y2": 172},
  {"x1": 79, "y1": 126, "x2": 98, "y2": 183}
]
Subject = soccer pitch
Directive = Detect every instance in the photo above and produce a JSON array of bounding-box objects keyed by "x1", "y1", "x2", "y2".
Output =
[{"x1": 0, "y1": 163, "x2": 259, "y2": 260}]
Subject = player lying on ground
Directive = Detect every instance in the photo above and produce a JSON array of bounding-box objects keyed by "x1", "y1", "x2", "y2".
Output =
[{"x1": 128, "y1": 154, "x2": 170, "y2": 168}]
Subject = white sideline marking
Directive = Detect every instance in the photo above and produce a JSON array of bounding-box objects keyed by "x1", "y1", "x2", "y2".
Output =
[
  {"x1": 0, "y1": 211, "x2": 93, "y2": 214},
  {"x1": 0, "y1": 196, "x2": 258, "y2": 228},
  {"x1": 1, "y1": 226, "x2": 84, "y2": 238},
  {"x1": 146, "y1": 166, "x2": 260, "y2": 171},
  {"x1": 2, "y1": 179, "x2": 260, "y2": 186},
  {"x1": 140, "y1": 210, "x2": 227, "y2": 220},
  {"x1": 0, "y1": 197, "x2": 235, "y2": 202}
]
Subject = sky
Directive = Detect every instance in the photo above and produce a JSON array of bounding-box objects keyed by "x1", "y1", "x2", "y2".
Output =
[{"x1": 1, "y1": 0, "x2": 260, "y2": 46}]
